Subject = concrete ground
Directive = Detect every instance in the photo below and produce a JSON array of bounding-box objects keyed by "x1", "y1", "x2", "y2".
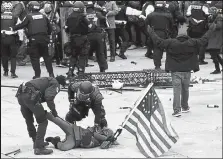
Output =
[{"x1": 1, "y1": 46, "x2": 222, "y2": 158}]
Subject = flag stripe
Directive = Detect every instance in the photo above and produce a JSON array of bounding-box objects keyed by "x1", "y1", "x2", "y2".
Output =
[
  {"x1": 134, "y1": 109, "x2": 168, "y2": 153},
  {"x1": 124, "y1": 124, "x2": 136, "y2": 137},
  {"x1": 152, "y1": 113, "x2": 177, "y2": 143},
  {"x1": 132, "y1": 113, "x2": 163, "y2": 156},
  {"x1": 126, "y1": 121, "x2": 155, "y2": 158},
  {"x1": 127, "y1": 117, "x2": 159, "y2": 157}
]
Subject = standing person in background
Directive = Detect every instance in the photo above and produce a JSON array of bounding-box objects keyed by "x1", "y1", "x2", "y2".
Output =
[
  {"x1": 147, "y1": 21, "x2": 217, "y2": 117},
  {"x1": 11, "y1": 1, "x2": 54, "y2": 79},
  {"x1": 1, "y1": 1, "x2": 19, "y2": 78},
  {"x1": 186, "y1": 1, "x2": 210, "y2": 65},
  {"x1": 95, "y1": 1, "x2": 119, "y2": 62},
  {"x1": 206, "y1": 1, "x2": 223, "y2": 74}
]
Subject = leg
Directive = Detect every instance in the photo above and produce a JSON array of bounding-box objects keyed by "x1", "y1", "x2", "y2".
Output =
[
  {"x1": 119, "y1": 27, "x2": 129, "y2": 59},
  {"x1": 210, "y1": 51, "x2": 221, "y2": 73},
  {"x1": 107, "y1": 29, "x2": 116, "y2": 62},
  {"x1": 78, "y1": 38, "x2": 90, "y2": 74},
  {"x1": 9, "y1": 41, "x2": 18, "y2": 77},
  {"x1": 1, "y1": 41, "x2": 9, "y2": 74},
  {"x1": 57, "y1": 134, "x2": 76, "y2": 151},
  {"x1": 28, "y1": 41, "x2": 41, "y2": 77},
  {"x1": 41, "y1": 43, "x2": 54, "y2": 76},
  {"x1": 46, "y1": 112, "x2": 74, "y2": 135},
  {"x1": 153, "y1": 47, "x2": 163, "y2": 69},
  {"x1": 171, "y1": 72, "x2": 182, "y2": 112},
  {"x1": 181, "y1": 72, "x2": 191, "y2": 109}
]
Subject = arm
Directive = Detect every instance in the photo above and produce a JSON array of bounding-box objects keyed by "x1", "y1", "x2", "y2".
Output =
[
  {"x1": 12, "y1": 15, "x2": 30, "y2": 31},
  {"x1": 147, "y1": 25, "x2": 172, "y2": 49},
  {"x1": 186, "y1": 5, "x2": 192, "y2": 17},
  {"x1": 46, "y1": 16, "x2": 52, "y2": 35},
  {"x1": 91, "y1": 102, "x2": 107, "y2": 128}
]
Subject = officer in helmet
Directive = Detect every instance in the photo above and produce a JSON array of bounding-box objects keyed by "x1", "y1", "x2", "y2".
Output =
[
  {"x1": 11, "y1": 1, "x2": 54, "y2": 79},
  {"x1": 1, "y1": 1, "x2": 19, "y2": 78},
  {"x1": 85, "y1": 1, "x2": 108, "y2": 72},
  {"x1": 66, "y1": 81, "x2": 108, "y2": 130},
  {"x1": 145, "y1": 1, "x2": 174, "y2": 70},
  {"x1": 65, "y1": 1, "x2": 90, "y2": 78}
]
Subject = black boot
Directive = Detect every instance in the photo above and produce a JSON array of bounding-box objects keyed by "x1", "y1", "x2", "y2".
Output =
[
  {"x1": 34, "y1": 148, "x2": 53, "y2": 155},
  {"x1": 210, "y1": 70, "x2": 221, "y2": 74},
  {"x1": 100, "y1": 67, "x2": 106, "y2": 72},
  {"x1": 118, "y1": 53, "x2": 127, "y2": 59},
  {"x1": 45, "y1": 136, "x2": 61, "y2": 149},
  {"x1": 33, "y1": 76, "x2": 40, "y2": 79},
  {"x1": 11, "y1": 73, "x2": 18, "y2": 78},
  {"x1": 110, "y1": 56, "x2": 115, "y2": 62},
  {"x1": 32, "y1": 137, "x2": 49, "y2": 149},
  {"x1": 3, "y1": 71, "x2": 8, "y2": 77}
]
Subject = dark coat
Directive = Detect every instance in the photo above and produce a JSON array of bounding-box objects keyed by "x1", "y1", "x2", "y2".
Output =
[
  {"x1": 147, "y1": 26, "x2": 214, "y2": 72},
  {"x1": 206, "y1": 15, "x2": 223, "y2": 51}
]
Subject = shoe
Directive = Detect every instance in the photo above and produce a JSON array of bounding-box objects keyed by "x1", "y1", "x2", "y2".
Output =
[
  {"x1": 110, "y1": 56, "x2": 115, "y2": 62},
  {"x1": 100, "y1": 67, "x2": 106, "y2": 72},
  {"x1": 33, "y1": 142, "x2": 49, "y2": 149},
  {"x1": 45, "y1": 136, "x2": 61, "y2": 148},
  {"x1": 172, "y1": 110, "x2": 181, "y2": 117},
  {"x1": 199, "y1": 61, "x2": 208, "y2": 65},
  {"x1": 34, "y1": 148, "x2": 53, "y2": 155},
  {"x1": 86, "y1": 64, "x2": 94, "y2": 67},
  {"x1": 210, "y1": 70, "x2": 221, "y2": 74},
  {"x1": 33, "y1": 76, "x2": 40, "y2": 79},
  {"x1": 182, "y1": 107, "x2": 190, "y2": 113},
  {"x1": 118, "y1": 54, "x2": 127, "y2": 59},
  {"x1": 3, "y1": 72, "x2": 8, "y2": 77},
  {"x1": 11, "y1": 73, "x2": 18, "y2": 78},
  {"x1": 128, "y1": 45, "x2": 137, "y2": 50},
  {"x1": 145, "y1": 53, "x2": 153, "y2": 59},
  {"x1": 49, "y1": 73, "x2": 55, "y2": 78},
  {"x1": 17, "y1": 61, "x2": 26, "y2": 66}
]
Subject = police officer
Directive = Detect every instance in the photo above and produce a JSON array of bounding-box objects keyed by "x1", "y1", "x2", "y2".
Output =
[
  {"x1": 11, "y1": 1, "x2": 54, "y2": 79},
  {"x1": 145, "y1": 1, "x2": 174, "y2": 70},
  {"x1": 115, "y1": 1, "x2": 129, "y2": 59},
  {"x1": 85, "y1": 1, "x2": 108, "y2": 72},
  {"x1": 16, "y1": 75, "x2": 66, "y2": 155},
  {"x1": 45, "y1": 112, "x2": 115, "y2": 150},
  {"x1": 65, "y1": 1, "x2": 90, "y2": 78},
  {"x1": 66, "y1": 81, "x2": 108, "y2": 130},
  {"x1": 1, "y1": 2, "x2": 19, "y2": 78},
  {"x1": 186, "y1": 1, "x2": 210, "y2": 65}
]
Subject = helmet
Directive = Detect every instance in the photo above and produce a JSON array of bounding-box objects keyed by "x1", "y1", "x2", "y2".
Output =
[
  {"x1": 1, "y1": 2, "x2": 13, "y2": 12},
  {"x1": 73, "y1": 1, "x2": 85, "y2": 13},
  {"x1": 28, "y1": 1, "x2": 40, "y2": 11},
  {"x1": 84, "y1": 1, "x2": 94, "y2": 8},
  {"x1": 44, "y1": 3, "x2": 52, "y2": 14},
  {"x1": 55, "y1": 75, "x2": 67, "y2": 87},
  {"x1": 77, "y1": 81, "x2": 94, "y2": 101}
]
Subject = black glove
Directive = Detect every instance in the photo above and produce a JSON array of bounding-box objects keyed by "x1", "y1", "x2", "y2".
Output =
[
  {"x1": 100, "y1": 118, "x2": 108, "y2": 128},
  {"x1": 51, "y1": 109, "x2": 58, "y2": 117}
]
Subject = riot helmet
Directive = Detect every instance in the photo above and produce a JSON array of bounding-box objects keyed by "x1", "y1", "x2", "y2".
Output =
[
  {"x1": 28, "y1": 1, "x2": 41, "y2": 11},
  {"x1": 73, "y1": 1, "x2": 85, "y2": 13},
  {"x1": 1, "y1": 2, "x2": 13, "y2": 12},
  {"x1": 55, "y1": 75, "x2": 67, "y2": 87},
  {"x1": 155, "y1": 1, "x2": 166, "y2": 8},
  {"x1": 77, "y1": 81, "x2": 94, "y2": 101}
]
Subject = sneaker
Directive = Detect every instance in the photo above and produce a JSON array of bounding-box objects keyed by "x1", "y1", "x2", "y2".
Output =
[
  {"x1": 34, "y1": 148, "x2": 53, "y2": 155},
  {"x1": 118, "y1": 54, "x2": 127, "y2": 59},
  {"x1": 172, "y1": 111, "x2": 181, "y2": 117},
  {"x1": 11, "y1": 73, "x2": 18, "y2": 78},
  {"x1": 182, "y1": 107, "x2": 190, "y2": 113}
]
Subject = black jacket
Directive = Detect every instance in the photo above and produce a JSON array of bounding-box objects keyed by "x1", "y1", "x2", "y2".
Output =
[
  {"x1": 25, "y1": 77, "x2": 60, "y2": 111},
  {"x1": 147, "y1": 26, "x2": 214, "y2": 72}
]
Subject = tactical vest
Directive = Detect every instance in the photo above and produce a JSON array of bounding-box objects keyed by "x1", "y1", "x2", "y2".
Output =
[
  {"x1": 190, "y1": 4, "x2": 206, "y2": 20},
  {"x1": 27, "y1": 13, "x2": 49, "y2": 36},
  {"x1": 1, "y1": 12, "x2": 16, "y2": 30},
  {"x1": 86, "y1": 8, "x2": 99, "y2": 33}
]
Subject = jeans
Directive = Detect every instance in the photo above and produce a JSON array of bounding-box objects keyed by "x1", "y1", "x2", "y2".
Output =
[{"x1": 171, "y1": 72, "x2": 191, "y2": 112}]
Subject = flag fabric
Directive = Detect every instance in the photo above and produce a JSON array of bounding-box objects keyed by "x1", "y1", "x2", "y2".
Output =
[{"x1": 123, "y1": 86, "x2": 179, "y2": 158}]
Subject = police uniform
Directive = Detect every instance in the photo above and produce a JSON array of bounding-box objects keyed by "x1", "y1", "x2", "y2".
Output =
[
  {"x1": 1, "y1": 7, "x2": 19, "y2": 78},
  {"x1": 46, "y1": 113, "x2": 113, "y2": 151},
  {"x1": 115, "y1": 1, "x2": 129, "y2": 59},
  {"x1": 186, "y1": 1, "x2": 210, "y2": 64},
  {"x1": 16, "y1": 77, "x2": 60, "y2": 153},
  {"x1": 145, "y1": 3, "x2": 174, "y2": 70},
  {"x1": 86, "y1": 2, "x2": 108, "y2": 72},
  {"x1": 12, "y1": 9, "x2": 54, "y2": 79},
  {"x1": 66, "y1": 82, "x2": 107, "y2": 128},
  {"x1": 65, "y1": 8, "x2": 90, "y2": 76}
]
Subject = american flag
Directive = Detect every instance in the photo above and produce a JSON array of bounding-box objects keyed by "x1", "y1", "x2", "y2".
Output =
[{"x1": 123, "y1": 84, "x2": 179, "y2": 158}]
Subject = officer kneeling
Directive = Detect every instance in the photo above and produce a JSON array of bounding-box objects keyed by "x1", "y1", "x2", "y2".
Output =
[{"x1": 66, "y1": 81, "x2": 108, "y2": 130}]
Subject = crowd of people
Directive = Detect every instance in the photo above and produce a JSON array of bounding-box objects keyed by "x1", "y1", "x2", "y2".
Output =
[{"x1": 1, "y1": 1, "x2": 222, "y2": 79}]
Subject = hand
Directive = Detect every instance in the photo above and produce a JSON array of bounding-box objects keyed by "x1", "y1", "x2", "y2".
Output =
[{"x1": 51, "y1": 109, "x2": 58, "y2": 117}]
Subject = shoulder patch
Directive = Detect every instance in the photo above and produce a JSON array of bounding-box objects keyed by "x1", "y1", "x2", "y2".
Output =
[
  {"x1": 32, "y1": 15, "x2": 43, "y2": 20},
  {"x1": 1, "y1": 15, "x2": 13, "y2": 19},
  {"x1": 191, "y1": 5, "x2": 202, "y2": 10}
]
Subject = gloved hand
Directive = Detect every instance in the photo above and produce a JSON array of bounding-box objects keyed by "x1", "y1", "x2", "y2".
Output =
[
  {"x1": 51, "y1": 109, "x2": 58, "y2": 117},
  {"x1": 100, "y1": 118, "x2": 108, "y2": 128},
  {"x1": 94, "y1": 124, "x2": 102, "y2": 133}
]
